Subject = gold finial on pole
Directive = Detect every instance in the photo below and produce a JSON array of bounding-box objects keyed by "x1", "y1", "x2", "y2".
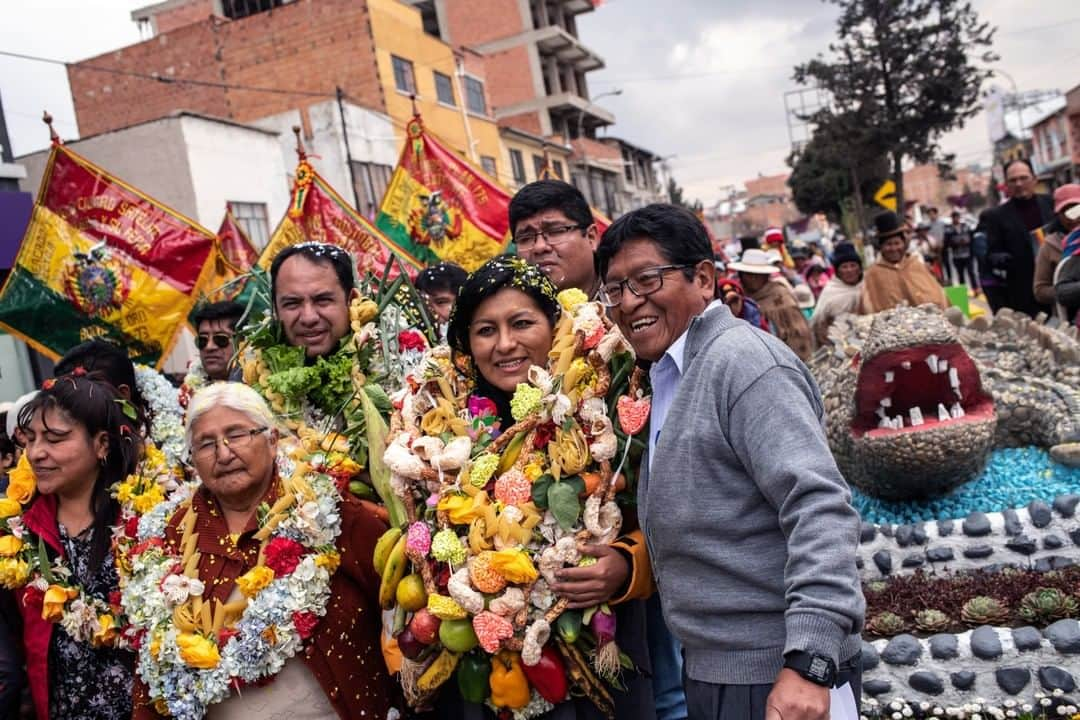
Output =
[
  {"x1": 43, "y1": 111, "x2": 62, "y2": 145},
  {"x1": 292, "y1": 125, "x2": 307, "y2": 160}
]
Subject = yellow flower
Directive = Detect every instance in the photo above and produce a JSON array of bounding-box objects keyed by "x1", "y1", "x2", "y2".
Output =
[
  {"x1": 548, "y1": 426, "x2": 590, "y2": 478},
  {"x1": 92, "y1": 614, "x2": 119, "y2": 647},
  {"x1": 0, "y1": 558, "x2": 29, "y2": 588},
  {"x1": 236, "y1": 566, "x2": 275, "y2": 597},
  {"x1": 42, "y1": 585, "x2": 78, "y2": 622},
  {"x1": 487, "y1": 549, "x2": 539, "y2": 584},
  {"x1": 153, "y1": 698, "x2": 170, "y2": 716},
  {"x1": 144, "y1": 445, "x2": 166, "y2": 467},
  {"x1": 437, "y1": 494, "x2": 476, "y2": 525},
  {"x1": 523, "y1": 462, "x2": 543, "y2": 482},
  {"x1": 557, "y1": 288, "x2": 589, "y2": 312},
  {"x1": 149, "y1": 634, "x2": 162, "y2": 659},
  {"x1": 176, "y1": 632, "x2": 221, "y2": 669},
  {"x1": 132, "y1": 485, "x2": 165, "y2": 514},
  {"x1": 0, "y1": 499, "x2": 21, "y2": 519},
  {"x1": 5, "y1": 456, "x2": 35, "y2": 504},
  {"x1": 315, "y1": 550, "x2": 341, "y2": 573},
  {"x1": 0, "y1": 535, "x2": 23, "y2": 557},
  {"x1": 114, "y1": 482, "x2": 134, "y2": 504}
]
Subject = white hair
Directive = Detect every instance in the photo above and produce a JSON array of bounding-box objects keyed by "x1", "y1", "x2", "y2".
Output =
[{"x1": 185, "y1": 382, "x2": 277, "y2": 450}]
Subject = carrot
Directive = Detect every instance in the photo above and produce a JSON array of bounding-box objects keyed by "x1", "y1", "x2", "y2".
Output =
[{"x1": 580, "y1": 471, "x2": 625, "y2": 498}]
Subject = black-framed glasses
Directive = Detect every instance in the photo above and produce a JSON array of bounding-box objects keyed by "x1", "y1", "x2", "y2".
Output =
[
  {"x1": 196, "y1": 333, "x2": 233, "y2": 350},
  {"x1": 191, "y1": 426, "x2": 268, "y2": 461},
  {"x1": 514, "y1": 223, "x2": 586, "y2": 250},
  {"x1": 598, "y1": 264, "x2": 693, "y2": 308}
]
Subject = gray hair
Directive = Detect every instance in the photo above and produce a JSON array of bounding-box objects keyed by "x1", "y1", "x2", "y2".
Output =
[{"x1": 185, "y1": 382, "x2": 277, "y2": 450}]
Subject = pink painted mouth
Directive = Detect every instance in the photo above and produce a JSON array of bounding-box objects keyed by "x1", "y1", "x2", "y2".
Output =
[{"x1": 851, "y1": 342, "x2": 995, "y2": 438}]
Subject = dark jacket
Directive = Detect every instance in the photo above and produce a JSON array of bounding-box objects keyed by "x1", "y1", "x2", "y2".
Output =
[
  {"x1": 979, "y1": 194, "x2": 1054, "y2": 316},
  {"x1": 1055, "y1": 251, "x2": 1080, "y2": 325}
]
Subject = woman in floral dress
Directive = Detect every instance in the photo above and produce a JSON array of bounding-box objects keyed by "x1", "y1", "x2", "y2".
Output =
[{"x1": 6, "y1": 373, "x2": 140, "y2": 720}]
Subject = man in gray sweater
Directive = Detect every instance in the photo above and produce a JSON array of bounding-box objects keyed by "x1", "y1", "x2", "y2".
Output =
[{"x1": 596, "y1": 204, "x2": 865, "y2": 720}]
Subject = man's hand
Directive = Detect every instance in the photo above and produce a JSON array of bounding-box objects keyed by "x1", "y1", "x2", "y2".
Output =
[
  {"x1": 549, "y1": 544, "x2": 629, "y2": 609},
  {"x1": 764, "y1": 668, "x2": 830, "y2": 720}
]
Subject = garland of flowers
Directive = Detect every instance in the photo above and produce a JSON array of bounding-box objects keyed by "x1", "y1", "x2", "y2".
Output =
[
  {"x1": 178, "y1": 359, "x2": 210, "y2": 410},
  {"x1": 133, "y1": 364, "x2": 186, "y2": 469},
  {"x1": 0, "y1": 454, "x2": 135, "y2": 648},
  {"x1": 124, "y1": 447, "x2": 343, "y2": 720},
  {"x1": 381, "y1": 289, "x2": 646, "y2": 719}
]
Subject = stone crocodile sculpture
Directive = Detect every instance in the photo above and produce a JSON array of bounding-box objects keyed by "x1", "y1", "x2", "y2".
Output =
[{"x1": 811, "y1": 305, "x2": 1080, "y2": 501}]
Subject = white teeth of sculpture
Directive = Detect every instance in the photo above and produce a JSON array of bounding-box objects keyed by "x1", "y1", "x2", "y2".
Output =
[
  {"x1": 909, "y1": 407, "x2": 924, "y2": 426},
  {"x1": 950, "y1": 402, "x2": 965, "y2": 418},
  {"x1": 879, "y1": 417, "x2": 892, "y2": 428},
  {"x1": 893, "y1": 415, "x2": 904, "y2": 429},
  {"x1": 925, "y1": 354, "x2": 939, "y2": 373},
  {"x1": 938, "y1": 403, "x2": 950, "y2": 422},
  {"x1": 879, "y1": 397, "x2": 892, "y2": 408},
  {"x1": 884, "y1": 370, "x2": 895, "y2": 383},
  {"x1": 937, "y1": 359, "x2": 948, "y2": 374},
  {"x1": 876, "y1": 406, "x2": 887, "y2": 420},
  {"x1": 901, "y1": 361, "x2": 912, "y2": 370},
  {"x1": 948, "y1": 367, "x2": 959, "y2": 388}
]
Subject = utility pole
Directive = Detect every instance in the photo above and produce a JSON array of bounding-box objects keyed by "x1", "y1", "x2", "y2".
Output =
[{"x1": 336, "y1": 86, "x2": 362, "y2": 213}]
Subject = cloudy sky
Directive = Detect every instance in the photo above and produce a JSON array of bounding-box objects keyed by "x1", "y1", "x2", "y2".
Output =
[{"x1": 2, "y1": 0, "x2": 1078, "y2": 207}]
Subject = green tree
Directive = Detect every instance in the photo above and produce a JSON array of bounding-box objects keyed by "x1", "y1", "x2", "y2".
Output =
[
  {"x1": 794, "y1": 0, "x2": 996, "y2": 213},
  {"x1": 787, "y1": 109, "x2": 889, "y2": 220},
  {"x1": 667, "y1": 176, "x2": 702, "y2": 212}
]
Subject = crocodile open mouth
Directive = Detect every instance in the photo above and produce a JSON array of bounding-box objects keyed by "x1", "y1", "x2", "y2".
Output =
[{"x1": 851, "y1": 342, "x2": 994, "y2": 438}]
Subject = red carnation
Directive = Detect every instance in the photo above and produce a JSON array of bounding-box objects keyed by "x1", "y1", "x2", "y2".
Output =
[
  {"x1": 217, "y1": 626, "x2": 240, "y2": 646},
  {"x1": 128, "y1": 628, "x2": 147, "y2": 650},
  {"x1": 292, "y1": 611, "x2": 320, "y2": 640},
  {"x1": 125, "y1": 515, "x2": 140, "y2": 539},
  {"x1": 532, "y1": 422, "x2": 556, "y2": 450},
  {"x1": 264, "y1": 536, "x2": 306, "y2": 575},
  {"x1": 398, "y1": 329, "x2": 426, "y2": 352},
  {"x1": 109, "y1": 591, "x2": 123, "y2": 611}
]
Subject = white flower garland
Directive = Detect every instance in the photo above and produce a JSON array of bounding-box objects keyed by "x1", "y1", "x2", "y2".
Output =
[
  {"x1": 133, "y1": 364, "x2": 186, "y2": 468},
  {"x1": 124, "y1": 451, "x2": 342, "y2": 720},
  {"x1": 178, "y1": 360, "x2": 210, "y2": 411}
]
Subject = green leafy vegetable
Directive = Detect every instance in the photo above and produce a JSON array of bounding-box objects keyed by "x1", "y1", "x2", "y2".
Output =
[{"x1": 547, "y1": 481, "x2": 581, "y2": 530}]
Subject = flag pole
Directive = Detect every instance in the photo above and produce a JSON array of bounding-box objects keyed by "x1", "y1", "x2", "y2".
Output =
[
  {"x1": 43, "y1": 111, "x2": 62, "y2": 146},
  {"x1": 335, "y1": 86, "x2": 364, "y2": 214}
]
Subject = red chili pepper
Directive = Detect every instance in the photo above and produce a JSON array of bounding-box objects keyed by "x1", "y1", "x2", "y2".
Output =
[{"x1": 520, "y1": 643, "x2": 568, "y2": 704}]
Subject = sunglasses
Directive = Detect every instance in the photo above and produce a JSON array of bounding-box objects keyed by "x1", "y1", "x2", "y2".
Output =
[{"x1": 196, "y1": 333, "x2": 233, "y2": 350}]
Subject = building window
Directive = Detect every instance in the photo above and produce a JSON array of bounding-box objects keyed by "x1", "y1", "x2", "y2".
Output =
[
  {"x1": 533, "y1": 154, "x2": 547, "y2": 179},
  {"x1": 480, "y1": 155, "x2": 497, "y2": 178},
  {"x1": 509, "y1": 150, "x2": 526, "y2": 184},
  {"x1": 553, "y1": 160, "x2": 564, "y2": 179},
  {"x1": 622, "y1": 149, "x2": 634, "y2": 183},
  {"x1": 434, "y1": 71, "x2": 455, "y2": 106},
  {"x1": 221, "y1": 0, "x2": 287, "y2": 20},
  {"x1": 352, "y1": 161, "x2": 393, "y2": 219},
  {"x1": 465, "y1": 76, "x2": 487, "y2": 115},
  {"x1": 227, "y1": 201, "x2": 270, "y2": 251},
  {"x1": 392, "y1": 55, "x2": 416, "y2": 94}
]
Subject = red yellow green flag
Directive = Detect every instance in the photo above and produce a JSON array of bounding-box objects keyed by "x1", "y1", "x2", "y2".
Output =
[
  {"x1": 201, "y1": 207, "x2": 259, "y2": 300},
  {"x1": 257, "y1": 158, "x2": 396, "y2": 277},
  {"x1": 0, "y1": 144, "x2": 216, "y2": 368},
  {"x1": 376, "y1": 115, "x2": 511, "y2": 271}
]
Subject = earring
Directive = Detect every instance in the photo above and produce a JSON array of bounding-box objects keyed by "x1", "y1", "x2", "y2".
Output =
[{"x1": 99, "y1": 456, "x2": 107, "y2": 467}]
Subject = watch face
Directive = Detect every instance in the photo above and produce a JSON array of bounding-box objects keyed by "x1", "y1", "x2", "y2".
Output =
[{"x1": 809, "y1": 657, "x2": 830, "y2": 681}]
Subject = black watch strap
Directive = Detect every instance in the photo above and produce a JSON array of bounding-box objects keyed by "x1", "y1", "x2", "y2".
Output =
[{"x1": 783, "y1": 650, "x2": 837, "y2": 687}]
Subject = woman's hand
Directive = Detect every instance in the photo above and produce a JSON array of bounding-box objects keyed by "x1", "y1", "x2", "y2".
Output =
[{"x1": 549, "y1": 544, "x2": 629, "y2": 609}]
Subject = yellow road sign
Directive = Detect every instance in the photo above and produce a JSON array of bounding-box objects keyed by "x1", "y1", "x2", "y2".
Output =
[{"x1": 874, "y1": 179, "x2": 897, "y2": 211}]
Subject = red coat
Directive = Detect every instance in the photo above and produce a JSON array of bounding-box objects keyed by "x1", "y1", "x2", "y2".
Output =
[
  {"x1": 133, "y1": 486, "x2": 398, "y2": 719},
  {"x1": 15, "y1": 494, "x2": 64, "y2": 720}
]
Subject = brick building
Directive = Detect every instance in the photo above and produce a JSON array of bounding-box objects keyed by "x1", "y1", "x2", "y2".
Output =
[
  {"x1": 69, "y1": 0, "x2": 503, "y2": 171},
  {"x1": 903, "y1": 163, "x2": 992, "y2": 213}
]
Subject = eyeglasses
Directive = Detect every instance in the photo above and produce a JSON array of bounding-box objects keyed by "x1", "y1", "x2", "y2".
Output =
[
  {"x1": 598, "y1": 264, "x2": 693, "y2": 308},
  {"x1": 196, "y1": 333, "x2": 233, "y2": 350},
  {"x1": 191, "y1": 426, "x2": 268, "y2": 461},
  {"x1": 514, "y1": 223, "x2": 586, "y2": 250}
]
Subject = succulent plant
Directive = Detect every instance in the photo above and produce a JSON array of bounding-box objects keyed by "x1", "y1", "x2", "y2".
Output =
[
  {"x1": 865, "y1": 611, "x2": 907, "y2": 636},
  {"x1": 865, "y1": 581, "x2": 888, "y2": 594},
  {"x1": 913, "y1": 608, "x2": 952, "y2": 633},
  {"x1": 960, "y1": 596, "x2": 1011, "y2": 626},
  {"x1": 1018, "y1": 587, "x2": 1079, "y2": 624}
]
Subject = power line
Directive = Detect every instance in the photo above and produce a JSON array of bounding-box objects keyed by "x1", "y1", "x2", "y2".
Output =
[{"x1": 0, "y1": 49, "x2": 331, "y2": 98}]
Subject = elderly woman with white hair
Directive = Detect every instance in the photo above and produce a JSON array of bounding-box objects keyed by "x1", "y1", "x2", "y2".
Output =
[{"x1": 127, "y1": 382, "x2": 398, "y2": 720}]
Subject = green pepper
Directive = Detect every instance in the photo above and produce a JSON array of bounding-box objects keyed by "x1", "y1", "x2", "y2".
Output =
[
  {"x1": 556, "y1": 609, "x2": 583, "y2": 643},
  {"x1": 456, "y1": 653, "x2": 492, "y2": 704}
]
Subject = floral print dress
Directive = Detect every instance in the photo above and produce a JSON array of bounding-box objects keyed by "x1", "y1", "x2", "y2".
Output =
[{"x1": 49, "y1": 525, "x2": 133, "y2": 720}]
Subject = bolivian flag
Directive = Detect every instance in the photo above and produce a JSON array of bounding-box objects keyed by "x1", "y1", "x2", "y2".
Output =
[
  {"x1": 200, "y1": 207, "x2": 259, "y2": 300},
  {"x1": 376, "y1": 115, "x2": 510, "y2": 272},
  {"x1": 257, "y1": 158, "x2": 395, "y2": 277},
  {"x1": 0, "y1": 145, "x2": 216, "y2": 368}
]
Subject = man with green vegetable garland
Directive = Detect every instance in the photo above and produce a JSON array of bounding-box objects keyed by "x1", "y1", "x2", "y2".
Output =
[{"x1": 597, "y1": 204, "x2": 864, "y2": 720}]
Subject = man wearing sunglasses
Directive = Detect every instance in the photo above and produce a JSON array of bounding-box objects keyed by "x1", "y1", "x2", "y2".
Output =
[
  {"x1": 510, "y1": 180, "x2": 601, "y2": 296},
  {"x1": 192, "y1": 301, "x2": 245, "y2": 382},
  {"x1": 597, "y1": 204, "x2": 864, "y2": 720}
]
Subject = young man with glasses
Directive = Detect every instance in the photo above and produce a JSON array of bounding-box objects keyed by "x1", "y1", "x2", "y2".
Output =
[
  {"x1": 510, "y1": 180, "x2": 602, "y2": 296},
  {"x1": 192, "y1": 301, "x2": 245, "y2": 382},
  {"x1": 597, "y1": 204, "x2": 864, "y2": 720}
]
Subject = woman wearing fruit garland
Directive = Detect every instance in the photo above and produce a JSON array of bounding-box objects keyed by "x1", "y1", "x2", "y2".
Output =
[
  {"x1": 127, "y1": 382, "x2": 398, "y2": 720},
  {"x1": 381, "y1": 255, "x2": 653, "y2": 719},
  {"x1": 2, "y1": 373, "x2": 140, "y2": 720}
]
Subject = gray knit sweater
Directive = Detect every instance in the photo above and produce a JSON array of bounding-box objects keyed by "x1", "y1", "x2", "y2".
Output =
[{"x1": 640, "y1": 305, "x2": 864, "y2": 685}]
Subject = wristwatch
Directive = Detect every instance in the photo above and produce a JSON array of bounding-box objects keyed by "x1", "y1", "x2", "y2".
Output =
[{"x1": 783, "y1": 650, "x2": 837, "y2": 687}]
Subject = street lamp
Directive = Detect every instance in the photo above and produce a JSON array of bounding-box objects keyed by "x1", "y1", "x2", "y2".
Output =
[
  {"x1": 986, "y1": 67, "x2": 1026, "y2": 143},
  {"x1": 576, "y1": 88, "x2": 622, "y2": 208}
]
